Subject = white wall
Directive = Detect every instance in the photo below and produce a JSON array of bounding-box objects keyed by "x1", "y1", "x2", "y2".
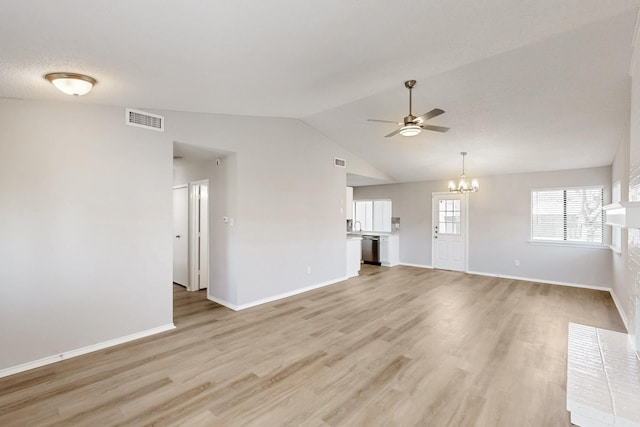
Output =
[
  {"x1": 0, "y1": 96, "x2": 419, "y2": 373},
  {"x1": 468, "y1": 167, "x2": 611, "y2": 287},
  {"x1": 627, "y1": 37, "x2": 640, "y2": 351},
  {"x1": 161, "y1": 111, "x2": 351, "y2": 307},
  {"x1": 353, "y1": 181, "x2": 441, "y2": 267},
  {"x1": 209, "y1": 154, "x2": 238, "y2": 305},
  {"x1": 173, "y1": 154, "x2": 238, "y2": 305},
  {"x1": 355, "y1": 166, "x2": 612, "y2": 288},
  {"x1": 173, "y1": 157, "x2": 214, "y2": 186},
  {"x1": 612, "y1": 131, "x2": 631, "y2": 329},
  {"x1": 0, "y1": 99, "x2": 173, "y2": 372}
]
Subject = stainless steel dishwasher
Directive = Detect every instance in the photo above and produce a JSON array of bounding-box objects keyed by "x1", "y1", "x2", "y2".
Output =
[{"x1": 361, "y1": 235, "x2": 380, "y2": 265}]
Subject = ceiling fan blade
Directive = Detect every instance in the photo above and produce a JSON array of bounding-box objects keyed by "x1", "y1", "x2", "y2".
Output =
[
  {"x1": 385, "y1": 128, "x2": 402, "y2": 138},
  {"x1": 420, "y1": 124, "x2": 449, "y2": 133},
  {"x1": 415, "y1": 108, "x2": 445, "y2": 124},
  {"x1": 367, "y1": 119, "x2": 402, "y2": 124}
]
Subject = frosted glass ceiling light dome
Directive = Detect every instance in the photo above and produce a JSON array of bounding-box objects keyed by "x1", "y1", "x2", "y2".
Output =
[
  {"x1": 45, "y1": 72, "x2": 97, "y2": 96},
  {"x1": 399, "y1": 124, "x2": 421, "y2": 137}
]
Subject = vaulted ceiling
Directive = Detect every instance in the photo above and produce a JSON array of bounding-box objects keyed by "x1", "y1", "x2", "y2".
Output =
[{"x1": 2, "y1": 0, "x2": 638, "y2": 184}]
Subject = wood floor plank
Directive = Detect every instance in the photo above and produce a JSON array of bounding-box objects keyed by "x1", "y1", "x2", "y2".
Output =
[{"x1": 0, "y1": 265, "x2": 625, "y2": 426}]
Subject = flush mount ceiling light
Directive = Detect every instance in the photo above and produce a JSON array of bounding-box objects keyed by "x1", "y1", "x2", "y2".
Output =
[
  {"x1": 44, "y1": 72, "x2": 96, "y2": 96},
  {"x1": 448, "y1": 152, "x2": 479, "y2": 193}
]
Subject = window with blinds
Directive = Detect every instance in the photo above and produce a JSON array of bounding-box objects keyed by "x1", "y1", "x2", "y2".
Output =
[
  {"x1": 353, "y1": 200, "x2": 392, "y2": 232},
  {"x1": 531, "y1": 186, "x2": 604, "y2": 244}
]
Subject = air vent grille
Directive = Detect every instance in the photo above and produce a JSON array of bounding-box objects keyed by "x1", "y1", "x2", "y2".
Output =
[
  {"x1": 334, "y1": 157, "x2": 346, "y2": 168},
  {"x1": 125, "y1": 108, "x2": 164, "y2": 132}
]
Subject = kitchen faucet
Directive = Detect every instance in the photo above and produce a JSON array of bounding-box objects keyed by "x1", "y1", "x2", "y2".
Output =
[{"x1": 354, "y1": 221, "x2": 362, "y2": 232}]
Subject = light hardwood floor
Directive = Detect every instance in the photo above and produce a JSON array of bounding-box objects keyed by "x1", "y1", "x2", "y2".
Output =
[{"x1": 0, "y1": 265, "x2": 625, "y2": 426}]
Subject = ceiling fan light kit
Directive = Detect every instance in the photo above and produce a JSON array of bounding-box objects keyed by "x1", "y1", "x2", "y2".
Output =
[
  {"x1": 448, "y1": 152, "x2": 479, "y2": 193},
  {"x1": 399, "y1": 124, "x2": 421, "y2": 137},
  {"x1": 367, "y1": 80, "x2": 449, "y2": 137},
  {"x1": 45, "y1": 72, "x2": 96, "y2": 96}
]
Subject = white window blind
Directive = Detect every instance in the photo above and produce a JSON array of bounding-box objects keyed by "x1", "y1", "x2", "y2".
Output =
[{"x1": 531, "y1": 186, "x2": 604, "y2": 244}]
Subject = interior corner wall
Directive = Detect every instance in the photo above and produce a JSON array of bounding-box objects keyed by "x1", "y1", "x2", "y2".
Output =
[
  {"x1": 172, "y1": 154, "x2": 238, "y2": 304},
  {"x1": 627, "y1": 46, "x2": 640, "y2": 351},
  {"x1": 160, "y1": 110, "x2": 348, "y2": 308},
  {"x1": 354, "y1": 181, "x2": 442, "y2": 267},
  {"x1": 354, "y1": 166, "x2": 612, "y2": 288},
  {"x1": 0, "y1": 99, "x2": 173, "y2": 372},
  {"x1": 209, "y1": 153, "x2": 238, "y2": 306},
  {"x1": 612, "y1": 130, "x2": 631, "y2": 330},
  {"x1": 173, "y1": 157, "x2": 214, "y2": 187},
  {"x1": 468, "y1": 167, "x2": 611, "y2": 287}
]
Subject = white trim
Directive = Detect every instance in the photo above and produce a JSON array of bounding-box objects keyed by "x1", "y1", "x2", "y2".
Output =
[
  {"x1": 431, "y1": 192, "x2": 469, "y2": 272},
  {"x1": 0, "y1": 323, "x2": 175, "y2": 379},
  {"x1": 466, "y1": 270, "x2": 610, "y2": 291},
  {"x1": 189, "y1": 179, "x2": 209, "y2": 292},
  {"x1": 399, "y1": 263, "x2": 434, "y2": 269},
  {"x1": 609, "y1": 288, "x2": 630, "y2": 332},
  {"x1": 528, "y1": 240, "x2": 609, "y2": 250},
  {"x1": 207, "y1": 295, "x2": 238, "y2": 310},
  {"x1": 629, "y1": 7, "x2": 640, "y2": 76},
  {"x1": 209, "y1": 276, "x2": 348, "y2": 311}
]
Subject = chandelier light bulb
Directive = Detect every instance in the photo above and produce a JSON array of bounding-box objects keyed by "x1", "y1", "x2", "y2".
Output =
[{"x1": 448, "y1": 152, "x2": 479, "y2": 193}]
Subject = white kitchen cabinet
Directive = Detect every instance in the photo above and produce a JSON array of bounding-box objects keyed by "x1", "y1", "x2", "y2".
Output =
[
  {"x1": 346, "y1": 187, "x2": 354, "y2": 220},
  {"x1": 379, "y1": 234, "x2": 399, "y2": 267},
  {"x1": 346, "y1": 237, "x2": 362, "y2": 277}
]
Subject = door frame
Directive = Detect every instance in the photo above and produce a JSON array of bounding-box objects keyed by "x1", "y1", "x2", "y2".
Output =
[
  {"x1": 173, "y1": 184, "x2": 190, "y2": 287},
  {"x1": 189, "y1": 179, "x2": 210, "y2": 291},
  {"x1": 431, "y1": 191, "x2": 469, "y2": 271}
]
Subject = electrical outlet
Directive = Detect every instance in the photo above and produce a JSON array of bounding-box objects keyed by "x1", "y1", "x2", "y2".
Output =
[
  {"x1": 307, "y1": 266, "x2": 311, "y2": 275},
  {"x1": 514, "y1": 259, "x2": 520, "y2": 267}
]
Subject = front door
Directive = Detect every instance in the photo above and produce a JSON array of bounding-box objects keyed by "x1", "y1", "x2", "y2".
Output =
[
  {"x1": 173, "y1": 186, "x2": 189, "y2": 286},
  {"x1": 432, "y1": 193, "x2": 467, "y2": 271}
]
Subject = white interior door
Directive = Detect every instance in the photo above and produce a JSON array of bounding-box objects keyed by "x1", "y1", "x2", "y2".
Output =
[
  {"x1": 193, "y1": 182, "x2": 209, "y2": 290},
  {"x1": 432, "y1": 193, "x2": 467, "y2": 271},
  {"x1": 173, "y1": 186, "x2": 189, "y2": 286}
]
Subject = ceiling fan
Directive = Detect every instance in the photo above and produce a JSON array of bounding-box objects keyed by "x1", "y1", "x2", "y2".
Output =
[{"x1": 368, "y1": 80, "x2": 449, "y2": 137}]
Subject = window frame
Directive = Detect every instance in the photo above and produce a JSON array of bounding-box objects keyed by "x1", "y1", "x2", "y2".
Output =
[
  {"x1": 610, "y1": 180, "x2": 622, "y2": 254},
  {"x1": 352, "y1": 199, "x2": 392, "y2": 233},
  {"x1": 530, "y1": 185, "x2": 606, "y2": 248}
]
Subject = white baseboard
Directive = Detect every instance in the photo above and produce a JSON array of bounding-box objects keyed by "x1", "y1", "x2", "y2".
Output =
[
  {"x1": 399, "y1": 263, "x2": 434, "y2": 269},
  {"x1": 609, "y1": 288, "x2": 630, "y2": 332},
  {"x1": 207, "y1": 295, "x2": 238, "y2": 310},
  {"x1": 465, "y1": 270, "x2": 610, "y2": 291},
  {"x1": 209, "y1": 276, "x2": 348, "y2": 311},
  {"x1": 0, "y1": 323, "x2": 176, "y2": 379}
]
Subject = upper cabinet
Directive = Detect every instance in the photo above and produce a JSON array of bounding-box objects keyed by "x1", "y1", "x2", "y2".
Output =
[{"x1": 346, "y1": 187, "x2": 354, "y2": 220}]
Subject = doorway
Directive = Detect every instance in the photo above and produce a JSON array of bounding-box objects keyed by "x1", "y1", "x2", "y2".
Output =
[
  {"x1": 172, "y1": 180, "x2": 209, "y2": 291},
  {"x1": 190, "y1": 180, "x2": 209, "y2": 290},
  {"x1": 432, "y1": 192, "x2": 468, "y2": 271}
]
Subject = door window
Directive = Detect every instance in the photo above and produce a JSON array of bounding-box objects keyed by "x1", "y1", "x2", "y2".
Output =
[{"x1": 438, "y1": 199, "x2": 461, "y2": 235}]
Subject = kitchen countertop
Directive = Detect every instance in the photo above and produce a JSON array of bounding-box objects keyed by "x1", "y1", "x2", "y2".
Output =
[{"x1": 347, "y1": 232, "x2": 398, "y2": 237}]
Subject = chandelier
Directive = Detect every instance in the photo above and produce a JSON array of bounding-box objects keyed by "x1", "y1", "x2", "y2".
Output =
[{"x1": 448, "y1": 152, "x2": 479, "y2": 193}]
